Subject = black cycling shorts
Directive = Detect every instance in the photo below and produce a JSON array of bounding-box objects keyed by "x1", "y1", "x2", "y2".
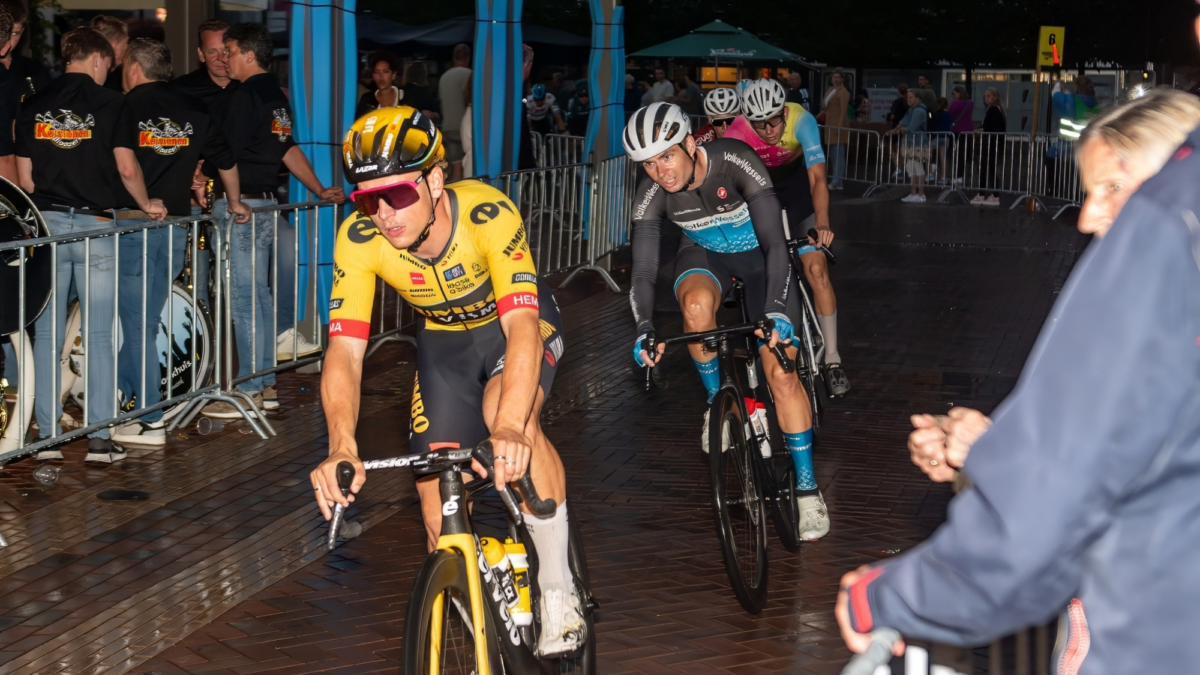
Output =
[
  {"x1": 672, "y1": 242, "x2": 802, "y2": 327},
  {"x1": 409, "y1": 280, "x2": 563, "y2": 455}
]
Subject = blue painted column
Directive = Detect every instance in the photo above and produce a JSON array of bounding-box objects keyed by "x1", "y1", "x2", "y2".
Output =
[
  {"x1": 472, "y1": 0, "x2": 524, "y2": 180},
  {"x1": 584, "y1": 0, "x2": 625, "y2": 162},
  {"x1": 289, "y1": 0, "x2": 357, "y2": 325}
]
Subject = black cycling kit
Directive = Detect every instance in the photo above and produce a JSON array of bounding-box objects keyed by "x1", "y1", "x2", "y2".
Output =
[{"x1": 629, "y1": 138, "x2": 797, "y2": 335}]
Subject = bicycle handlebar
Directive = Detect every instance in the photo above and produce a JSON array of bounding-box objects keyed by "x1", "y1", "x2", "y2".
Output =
[
  {"x1": 805, "y1": 228, "x2": 838, "y2": 265},
  {"x1": 652, "y1": 319, "x2": 794, "y2": 375},
  {"x1": 325, "y1": 442, "x2": 558, "y2": 547},
  {"x1": 839, "y1": 629, "x2": 901, "y2": 675}
]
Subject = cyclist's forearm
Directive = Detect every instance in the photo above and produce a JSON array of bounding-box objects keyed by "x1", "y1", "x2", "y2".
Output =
[
  {"x1": 495, "y1": 310, "x2": 542, "y2": 431},
  {"x1": 629, "y1": 220, "x2": 661, "y2": 333},
  {"x1": 321, "y1": 339, "x2": 365, "y2": 453},
  {"x1": 745, "y1": 191, "x2": 791, "y2": 316},
  {"x1": 810, "y1": 164, "x2": 831, "y2": 229}
]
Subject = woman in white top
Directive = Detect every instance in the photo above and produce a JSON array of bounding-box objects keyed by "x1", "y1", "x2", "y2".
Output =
[{"x1": 356, "y1": 51, "x2": 402, "y2": 119}]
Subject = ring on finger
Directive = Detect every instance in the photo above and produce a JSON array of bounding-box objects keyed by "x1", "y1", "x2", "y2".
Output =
[
  {"x1": 315, "y1": 485, "x2": 321, "y2": 491},
  {"x1": 929, "y1": 459, "x2": 939, "y2": 466},
  {"x1": 495, "y1": 454, "x2": 507, "y2": 461}
]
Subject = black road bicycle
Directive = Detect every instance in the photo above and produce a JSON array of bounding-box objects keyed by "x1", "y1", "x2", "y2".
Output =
[
  {"x1": 327, "y1": 442, "x2": 597, "y2": 675},
  {"x1": 645, "y1": 284, "x2": 802, "y2": 613}
]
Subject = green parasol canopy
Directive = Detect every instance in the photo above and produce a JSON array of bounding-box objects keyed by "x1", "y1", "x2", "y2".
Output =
[{"x1": 630, "y1": 20, "x2": 804, "y2": 62}]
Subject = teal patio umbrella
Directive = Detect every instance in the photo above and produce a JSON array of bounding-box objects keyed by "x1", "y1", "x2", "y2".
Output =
[{"x1": 630, "y1": 20, "x2": 804, "y2": 62}]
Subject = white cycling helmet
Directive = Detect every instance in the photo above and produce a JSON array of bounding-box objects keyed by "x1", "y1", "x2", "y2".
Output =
[
  {"x1": 704, "y1": 87, "x2": 741, "y2": 117},
  {"x1": 741, "y1": 79, "x2": 787, "y2": 121},
  {"x1": 623, "y1": 103, "x2": 691, "y2": 162},
  {"x1": 735, "y1": 79, "x2": 753, "y2": 97}
]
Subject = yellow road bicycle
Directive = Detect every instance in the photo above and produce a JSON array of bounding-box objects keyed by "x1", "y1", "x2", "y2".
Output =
[{"x1": 327, "y1": 442, "x2": 597, "y2": 675}]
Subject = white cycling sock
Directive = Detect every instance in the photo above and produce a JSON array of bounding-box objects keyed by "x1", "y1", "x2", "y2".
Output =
[
  {"x1": 525, "y1": 500, "x2": 572, "y2": 590},
  {"x1": 819, "y1": 311, "x2": 841, "y2": 365}
]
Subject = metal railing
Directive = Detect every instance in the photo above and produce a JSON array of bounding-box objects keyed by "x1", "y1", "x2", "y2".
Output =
[
  {"x1": 892, "y1": 622, "x2": 1056, "y2": 675},
  {"x1": 543, "y1": 134, "x2": 586, "y2": 167},
  {"x1": 821, "y1": 126, "x2": 884, "y2": 189}
]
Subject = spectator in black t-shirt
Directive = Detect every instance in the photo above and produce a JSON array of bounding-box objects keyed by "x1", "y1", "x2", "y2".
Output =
[
  {"x1": 0, "y1": 0, "x2": 48, "y2": 184},
  {"x1": 109, "y1": 38, "x2": 250, "y2": 446},
  {"x1": 16, "y1": 28, "x2": 165, "y2": 463},
  {"x1": 91, "y1": 15, "x2": 129, "y2": 93},
  {"x1": 171, "y1": 19, "x2": 235, "y2": 110},
  {"x1": 786, "y1": 71, "x2": 811, "y2": 112},
  {"x1": 200, "y1": 23, "x2": 344, "y2": 419},
  {"x1": 400, "y1": 60, "x2": 439, "y2": 124},
  {"x1": 888, "y1": 83, "x2": 909, "y2": 129}
]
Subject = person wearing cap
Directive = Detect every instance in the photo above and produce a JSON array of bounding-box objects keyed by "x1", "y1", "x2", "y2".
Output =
[
  {"x1": 310, "y1": 106, "x2": 586, "y2": 656},
  {"x1": 199, "y1": 22, "x2": 344, "y2": 420},
  {"x1": 16, "y1": 27, "x2": 167, "y2": 464},
  {"x1": 109, "y1": 38, "x2": 250, "y2": 446}
]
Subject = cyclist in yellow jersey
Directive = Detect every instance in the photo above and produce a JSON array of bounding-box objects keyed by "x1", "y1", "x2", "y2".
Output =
[{"x1": 309, "y1": 107, "x2": 584, "y2": 656}]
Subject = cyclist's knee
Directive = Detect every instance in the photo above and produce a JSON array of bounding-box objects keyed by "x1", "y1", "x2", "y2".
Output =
[
  {"x1": 679, "y1": 291, "x2": 716, "y2": 329},
  {"x1": 804, "y1": 260, "x2": 831, "y2": 290},
  {"x1": 766, "y1": 362, "x2": 803, "y2": 397}
]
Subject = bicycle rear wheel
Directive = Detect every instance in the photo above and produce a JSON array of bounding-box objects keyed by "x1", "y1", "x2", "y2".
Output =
[
  {"x1": 708, "y1": 387, "x2": 769, "y2": 613},
  {"x1": 403, "y1": 550, "x2": 500, "y2": 675}
]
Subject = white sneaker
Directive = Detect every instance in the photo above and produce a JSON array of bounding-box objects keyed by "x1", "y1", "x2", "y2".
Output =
[
  {"x1": 536, "y1": 586, "x2": 586, "y2": 657},
  {"x1": 797, "y1": 492, "x2": 831, "y2": 541},
  {"x1": 984, "y1": 194, "x2": 1001, "y2": 206},
  {"x1": 912, "y1": 194, "x2": 927, "y2": 203},
  {"x1": 701, "y1": 409, "x2": 710, "y2": 453},
  {"x1": 112, "y1": 419, "x2": 166, "y2": 446},
  {"x1": 262, "y1": 385, "x2": 280, "y2": 411},
  {"x1": 36, "y1": 446, "x2": 63, "y2": 461},
  {"x1": 900, "y1": 194, "x2": 917, "y2": 203},
  {"x1": 276, "y1": 328, "x2": 322, "y2": 360}
]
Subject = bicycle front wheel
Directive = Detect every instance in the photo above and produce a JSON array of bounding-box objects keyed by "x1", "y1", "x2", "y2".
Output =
[
  {"x1": 708, "y1": 387, "x2": 769, "y2": 613},
  {"x1": 403, "y1": 550, "x2": 500, "y2": 675}
]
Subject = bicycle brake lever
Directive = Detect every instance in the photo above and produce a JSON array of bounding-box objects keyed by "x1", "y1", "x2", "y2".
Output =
[
  {"x1": 326, "y1": 461, "x2": 354, "y2": 551},
  {"x1": 473, "y1": 441, "x2": 558, "y2": 518},
  {"x1": 643, "y1": 331, "x2": 657, "y2": 391},
  {"x1": 772, "y1": 344, "x2": 795, "y2": 373},
  {"x1": 807, "y1": 228, "x2": 837, "y2": 265}
]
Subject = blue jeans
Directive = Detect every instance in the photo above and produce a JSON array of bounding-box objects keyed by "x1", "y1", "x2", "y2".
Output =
[
  {"x1": 34, "y1": 211, "x2": 118, "y2": 439},
  {"x1": 2, "y1": 340, "x2": 15, "y2": 383},
  {"x1": 214, "y1": 198, "x2": 277, "y2": 393},
  {"x1": 116, "y1": 223, "x2": 187, "y2": 423},
  {"x1": 828, "y1": 144, "x2": 847, "y2": 188}
]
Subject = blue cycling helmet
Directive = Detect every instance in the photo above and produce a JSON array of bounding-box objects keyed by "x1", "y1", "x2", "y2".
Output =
[{"x1": 531, "y1": 84, "x2": 547, "y2": 100}]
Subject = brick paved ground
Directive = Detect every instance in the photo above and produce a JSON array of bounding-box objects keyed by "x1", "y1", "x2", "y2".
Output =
[{"x1": 0, "y1": 197, "x2": 1089, "y2": 674}]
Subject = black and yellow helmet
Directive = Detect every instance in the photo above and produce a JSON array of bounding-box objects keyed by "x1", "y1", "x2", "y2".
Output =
[{"x1": 343, "y1": 106, "x2": 444, "y2": 183}]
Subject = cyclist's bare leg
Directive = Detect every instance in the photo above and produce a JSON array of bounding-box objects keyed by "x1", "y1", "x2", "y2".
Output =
[
  {"x1": 676, "y1": 274, "x2": 722, "y2": 398},
  {"x1": 481, "y1": 382, "x2": 564, "y2": 507},
  {"x1": 801, "y1": 249, "x2": 843, "y2": 368},
  {"x1": 416, "y1": 476, "x2": 442, "y2": 551},
  {"x1": 760, "y1": 342, "x2": 811, "y2": 433}
]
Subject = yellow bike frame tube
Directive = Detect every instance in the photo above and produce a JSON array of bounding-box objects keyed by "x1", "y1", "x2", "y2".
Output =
[{"x1": 433, "y1": 533, "x2": 493, "y2": 675}]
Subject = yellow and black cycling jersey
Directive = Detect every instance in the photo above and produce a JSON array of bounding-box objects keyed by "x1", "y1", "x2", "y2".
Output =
[{"x1": 328, "y1": 180, "x2": 539, "y2": 336}]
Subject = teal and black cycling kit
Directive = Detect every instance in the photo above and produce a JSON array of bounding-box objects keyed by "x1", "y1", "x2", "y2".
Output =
[{"x1": 629, "y1": 138, "x2": 799, "y2": 349}]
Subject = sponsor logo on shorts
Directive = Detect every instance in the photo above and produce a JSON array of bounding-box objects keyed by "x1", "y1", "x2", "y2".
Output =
[
  {"x1": 538, "y1": 319, "x2": 556, "y2": 341},
  {"x1": 328, "y1": 298, "x2": 343, "y2": 310},
  {"x1": 411, "y1": 375, "x2": 429, "y2": 433},
  {"x1": 512, "y1": 272, "x2": 537, "y2": 285},
  {"x1": 443, "y1": 264, "x2": 465, "y2": 281},
  {"x1": 410, "y1": 272, "x2": 425, "y2": 285}
]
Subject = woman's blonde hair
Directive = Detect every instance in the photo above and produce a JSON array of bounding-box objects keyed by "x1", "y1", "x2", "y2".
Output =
[
  {"x1": 1079, "y1": 88, "x2": 1200, "y2": 174},
  {"x1": 984, "y1": 87, "x2": 1005, "y2": 117}
]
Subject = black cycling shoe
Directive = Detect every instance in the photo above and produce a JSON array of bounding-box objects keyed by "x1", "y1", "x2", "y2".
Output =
[
  {"x1": 826, "y1": 364, "x2": 851, "y2": 397},
  {"x1": 85, "y1": 438, "x2": 128, "y2": 464}
]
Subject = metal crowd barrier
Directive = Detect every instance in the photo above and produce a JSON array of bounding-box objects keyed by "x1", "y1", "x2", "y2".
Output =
[
  {"x1": 819, "y1": 125, "x2": 883, "y2": 189},
  {"x1": 495, "y1": 163, "x2": 593, "y2": 278},
  {"x1": 863, "y1": 131, "x2": 955, "y2": 197},
  {"x1": 937, "y1": 132, "x2": 1035, "y2": 206},
  {"x1": 1029, "y1": 134, "x2": 1085, "y2": 219},
  {"x1": 0, "y1": 199, "x2": 421, "y2": 462},
  {"x1": 893, "y1": 622, "x2": 1056, "y2": 675},
  {"x1": 530, "y1": 130, "x2": 546, "y2": 168},
  {"x1": 543, "y1": 133, "x2": 585, "y2": 167}
]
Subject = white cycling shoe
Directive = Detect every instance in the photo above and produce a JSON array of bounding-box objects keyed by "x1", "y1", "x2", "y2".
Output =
[
  {"x1": 700, "y1": 409, "x2": 734, "y2": 454},
  {"x1": 536, "y1": 585, "x2": 586, "y2": 657},
  {"x1": 797, "y1": 492, "x2": 831, "y2": 541}
]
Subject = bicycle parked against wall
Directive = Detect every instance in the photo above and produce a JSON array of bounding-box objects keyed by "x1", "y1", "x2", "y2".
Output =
[{"x1": 327, "y1": 442, "x2": 596, "y2": 675}]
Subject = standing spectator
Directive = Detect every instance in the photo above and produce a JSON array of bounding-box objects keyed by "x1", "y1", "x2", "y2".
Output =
[
  {"x1": 200, "y1": 22, "x2": 344, "y2": 419},
  {"x1": 972, "y1": 87, "x2": 1006, "y2": 206},
  {"x1": 676, "y1": 71, "x2": 703, "y2": 116},
  {"x1": 355, "y1": 51, "x2": 401, "y2": 119},
  {"x1": 786, "y1": 71, "x2": 811, "y2": 111},
  {"x1": 172, "y1": 19, "x2": 235, "y2": 108},
  {"x1": 438, "y1": 43, "x2": 471, "y2": 180},
  {"x1": 916, "y1": 74, "x2": 937, "y2": 111},
  {"x1": 400, "y1": 60, "x2": 439, "y2": 124},
  {"x1": 649, "y1": 67, "x2": 674, "y2": 103},
  {"x1": 885, "y1": 88, "x2": 929, "y2": 202},
  {"x1": 16, "y1": 27, "x2": 167, "y2": 462},
  {"x1": 854, "y1": 89, "x2": 871, "y2": 123},
  {"x1": 111, "y1": 39, "x2": 250, "y2": 445},
  {"x1": 90, "y1": 15, "x2": 129, "y2": 92},
  {"x1": 932, "y1": 96, "x2": 953, "y2": 184},
  {"x1": 888, "y1": 83, "x2": 909, "y2": 128},
  {"x1": 822, "y1": 70, "x2": 851, "y2": 190},
  {"x1": 947, "y1": 85, "x2": 974, "y2": 183},
  {"x1": 461, "y1": 73, "x2": 473, "y2": 177},
  {"x1": 0, "y1": 0, "x2": 43, "y2": 184},
  {"x1": 516, "y1": 43, "x2": 538, "y2": 170},
  {"x1": 638, "y1": 80, "x2": 652, "y2": 106},
  {"x1": 623, "y1": 74, "x2": 640, "y2": 115},
  {"x1": 566, "y1": 80, "x2": 589, "y2": 136}
]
